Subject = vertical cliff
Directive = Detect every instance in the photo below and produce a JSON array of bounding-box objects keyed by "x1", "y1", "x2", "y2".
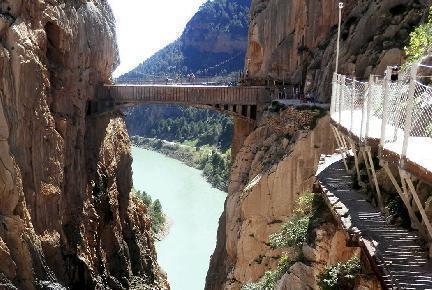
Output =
[
  {"x1": 246, "y1": 0, "x2": 427, "y2": 101},
  {"x1": 206, "y1": 2, "x2": 430, "y2": 287},
  {"x1": 206, "y1": 108, "x2": 336, "y2": 289},
  {"x1": 0, "y1": 0, "x2": 166, "y2": 289}
]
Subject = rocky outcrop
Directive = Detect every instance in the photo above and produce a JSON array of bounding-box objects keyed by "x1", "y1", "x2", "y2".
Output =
[
  {"x1": 206, "y1": 109, "x2": 383, "y2": 289},
  {"x1": 206, "y1": 109, "x2": 336, "y2": 289},
  {"x1": 0, "y1": 0, "x2": 166, "y2": 289},
  {"x1": 276, "y1": 223, "x2": 361, "y2": 290},
  {"x1": 120, "y1": 0, "x2": 251, "y2": 80},
  {"x1": 245, "y1": 0, "x2": 428, "y2": 101}
]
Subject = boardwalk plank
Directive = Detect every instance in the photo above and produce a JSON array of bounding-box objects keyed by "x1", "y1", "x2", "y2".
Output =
[{"x1": 317, "y1": 155, "x2": 432, "y2": 289}]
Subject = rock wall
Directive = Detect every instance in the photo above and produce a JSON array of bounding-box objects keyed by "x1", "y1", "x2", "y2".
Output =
[
  {"x1": 246, "y1": 0, "x2": 428, "y2": 101},
  {"x1": 206, "y1": 109, "x2": 336, "y2": 289},
  {"x1": 274, "y1": 223, "x2": 381, "y2": 290},
  {"x1": 0, "y1": 0, "x2": 166, "y2": 289},
  {"x1": 231, "y1": 117, "x2": 256, "y2": 161},
  {"x1": 206, "y1": 1, "x2": 431, "y2": 287}
]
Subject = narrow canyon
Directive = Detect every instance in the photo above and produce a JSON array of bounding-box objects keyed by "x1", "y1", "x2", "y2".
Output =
[{"x1": 0, "y1": 0, "x2": 431, "y2": 289}]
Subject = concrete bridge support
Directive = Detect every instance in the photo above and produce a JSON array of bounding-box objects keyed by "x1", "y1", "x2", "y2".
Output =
[{"x1": 231, "y1": 117, "x2": 256, "y2": 162}]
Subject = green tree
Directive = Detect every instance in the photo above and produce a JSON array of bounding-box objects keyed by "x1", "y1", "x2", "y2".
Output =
[
  {"x1": 405, "y1": 7, "x2": 432, "y2": 62},
  {"x1": 133, "y1": 189, "x2": 166, "y2": 237}
]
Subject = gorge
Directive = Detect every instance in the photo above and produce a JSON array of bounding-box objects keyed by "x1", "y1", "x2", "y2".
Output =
[
  {"x1": 131, "y1": 147, "x2": 226, "y2": 290},
  {"x1": 1, "y1": 0, "x2": 432, "y2": 289}
]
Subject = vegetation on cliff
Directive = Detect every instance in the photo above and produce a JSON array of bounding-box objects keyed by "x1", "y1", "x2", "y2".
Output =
[
  {"x1": 269, "y1": 192, "x2": 314, "y2": 248},
  {"x1": 132, "y1": 136, "x2": 231, "y2": 192},
  {"x1": 133, "y1": 188, "x2": 167, "y2": 238},
  {"x1": 318, "y1": 255, "x2": 361, "y2": 290},
  {"x1": 241, "y1": 253, "x2": 293, "y2": 290},
  {"x1": 242, "y1": 191, "x2": 364, "y2": 290},
  {"x1": 405, "y1": 7, "x2": 432, "y2": 62},
  {"x1": 242, "y1": 192, "x2": 316, "y2": 290}
]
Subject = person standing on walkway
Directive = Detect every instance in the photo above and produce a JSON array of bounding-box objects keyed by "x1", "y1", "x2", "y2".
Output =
[{"x1": 391, "y1": 65, "x2": 400, "y2": 82}]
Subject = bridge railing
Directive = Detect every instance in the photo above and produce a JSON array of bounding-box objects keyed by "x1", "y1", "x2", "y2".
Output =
[
  {"x1": 331, "y1": 60, "x2": 432, "y2": 173},
  {"x1": 113, "y1": 75, "x2": 240, "y2": 86},
  {"x1": 99, "y1": 84, "x2": 272, "y2": 106}
]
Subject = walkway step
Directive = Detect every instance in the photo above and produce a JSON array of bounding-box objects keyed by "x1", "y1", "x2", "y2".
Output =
[{"x1": 317, "y1": 154, "x2": 432, "y2": 289}]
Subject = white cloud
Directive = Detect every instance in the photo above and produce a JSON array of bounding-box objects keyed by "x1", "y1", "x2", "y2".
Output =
[{"x1": 107, "y1": 0, "x2": 207, "y2": 77}]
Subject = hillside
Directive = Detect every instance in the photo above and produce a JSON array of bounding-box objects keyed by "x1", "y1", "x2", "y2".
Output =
[
  {"x1": 118, "y1": 0, "x2": 251, "y2": 81},
  {"x1": 126, "y1": 105, "x2": 233, "y2": 151}
]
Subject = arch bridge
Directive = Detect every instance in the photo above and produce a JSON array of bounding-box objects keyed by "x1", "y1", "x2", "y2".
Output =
[{"x1": 89, "y1": 84, "x2": 272, "y2": 121}]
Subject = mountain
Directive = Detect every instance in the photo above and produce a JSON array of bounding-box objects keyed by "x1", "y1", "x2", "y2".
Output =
[
  {"x1": 118, "y1": 0, "x2": 251, "y2": 81},
  {"x1": 122, "y1": 0, "x2": 252, "y2": 154}
]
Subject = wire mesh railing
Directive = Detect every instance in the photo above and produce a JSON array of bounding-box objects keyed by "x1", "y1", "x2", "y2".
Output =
[{"x1": 331, "y1": 60, "x2": 432, "y2": 173}]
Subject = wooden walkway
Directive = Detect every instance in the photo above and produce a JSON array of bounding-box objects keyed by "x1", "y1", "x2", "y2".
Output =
[
  {"x1": 98, "y1": 85, "x2": 270, "y2": 106},
  {"x1": 91, "y1": 85, "x2": 271, "y2": 120},
  {"x1": 317, "y1": 154, "x2": 432, "y2": 289}
]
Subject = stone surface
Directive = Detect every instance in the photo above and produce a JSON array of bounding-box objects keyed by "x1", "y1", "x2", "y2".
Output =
[
  {"x1": 206, "y1": 112, "x2": 336, "y2": 289},
  {"x1": 245, "y1": 0, "x2": 427, "y2": 102},
  {"x1": 206, "y1": 1, "x2": 429, "y2": 288},
  {"x1": 275, "y1": 222, "x2": 362, "y2": 290},
  {"x1": 0, "y1": 1, "x2": 166, "y2": 289}
]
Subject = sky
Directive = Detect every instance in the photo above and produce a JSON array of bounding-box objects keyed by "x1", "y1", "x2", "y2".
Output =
[{"x1": 108, "y1": 0, "x2": 207, "y2": 78}]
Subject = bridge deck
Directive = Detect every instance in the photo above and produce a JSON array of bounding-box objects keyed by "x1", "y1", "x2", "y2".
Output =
[
  {"x1": 317, "y1": 154, "x2": 432, "y2": 289},
  {"x1": 331, "y1": 63, "x2": 432, "y2": 184},
  {"x1": 100, "y1": 85, "x2": 271, "y2": 106}
]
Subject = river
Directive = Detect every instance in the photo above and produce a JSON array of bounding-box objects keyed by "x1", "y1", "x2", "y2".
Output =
[{"x1": 131, "y1": 147, "x2": 226, "y2": 290}]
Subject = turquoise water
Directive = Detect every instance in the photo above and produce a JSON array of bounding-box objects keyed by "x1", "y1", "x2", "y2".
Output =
[{"x1": 131, "y1": 147, "x2": 226, "y2": 290}]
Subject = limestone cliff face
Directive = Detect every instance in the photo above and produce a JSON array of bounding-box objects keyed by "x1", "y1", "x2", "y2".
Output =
[
  {"x1": 205, "y1": 1, "x2": 430, "y2": 287},
  {"x1": 246, "y1": 0, "x2": 427, "y2": 101},
  {"x1": 206, "y1": 110, "x2": 336, "y2": 289},
  {"x1": 0, "y1": 0, "x2": 165, "y2": 289}
]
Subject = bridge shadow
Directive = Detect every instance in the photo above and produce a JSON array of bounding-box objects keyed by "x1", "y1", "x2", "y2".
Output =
[{"x1": 317, "y1": 157, "x2": 432, "y2": 289}]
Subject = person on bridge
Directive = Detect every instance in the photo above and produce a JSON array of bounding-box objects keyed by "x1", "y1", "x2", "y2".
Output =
[{"x1": 391, "y1": 65, "x2": 400, "y2": 82}]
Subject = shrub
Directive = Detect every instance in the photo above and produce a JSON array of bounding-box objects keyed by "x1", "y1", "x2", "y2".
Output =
[
  {"x1": 269, "y1": 192, "x2": 315, "y2": 248},
  {"x1": 269, "y1": 215, "x2": 310, "y2": 248},
  {"x1": 405, "y1": 7, "x2": 432, "y2": 63},
  {"x1": 385, "y1": 195, "x2": 411, "y2": 228},
  {"x1": 318, "y1": 255, "x2": 361, "y2": 290},
  {"x1": 294, "y1": 192, "x2": 315, "y2": 216},
  {"x1": 243, "y1": 193, "x2": 318, "y2": 289},
  {"x1": 198, "y1": 149, "x2": 231, "y2": 191},
  {"x1": 241, "y1": 253, "x2": 292, "y2": 290},
  {"x1": 133, "y1": 188, "x2": 167, "y2": 237}
]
